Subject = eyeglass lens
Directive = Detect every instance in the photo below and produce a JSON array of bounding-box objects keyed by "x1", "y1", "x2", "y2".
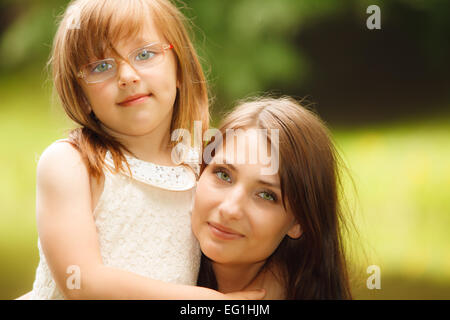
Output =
[{"x1": 82, "y1": 43, "x2": 167, "y2": 83}]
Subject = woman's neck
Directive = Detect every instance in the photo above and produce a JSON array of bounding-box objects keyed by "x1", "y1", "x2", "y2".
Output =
[
  {"x1": 212, "y1": 260, "x2": 285, "y2": 299},
  {"x1": 212, "y1": 260, "x2": 265, "y2": 294}
]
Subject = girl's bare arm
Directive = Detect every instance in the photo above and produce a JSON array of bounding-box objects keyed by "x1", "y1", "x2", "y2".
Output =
[{"x1": 35, "y1": 142, "x2": 263, "y2": 300}]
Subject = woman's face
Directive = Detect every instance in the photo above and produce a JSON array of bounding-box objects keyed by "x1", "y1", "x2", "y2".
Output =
[{"x1": 191, "y1": 129, "x2": 301, "y2": 266}]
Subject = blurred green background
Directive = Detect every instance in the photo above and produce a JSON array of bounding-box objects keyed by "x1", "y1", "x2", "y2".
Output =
[{"x1": 1, "y1": 0, "x2": 449, "y2": 299}]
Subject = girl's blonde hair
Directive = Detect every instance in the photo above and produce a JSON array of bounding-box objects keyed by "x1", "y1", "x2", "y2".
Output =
[{"x1": 51, "y1": 0, "x2": 209, "y2": 178}]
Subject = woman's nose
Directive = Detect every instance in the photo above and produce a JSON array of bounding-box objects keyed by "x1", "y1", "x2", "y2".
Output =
[
  {"x1": 117, "y1": 61, "x2": 140, "y2": 88},
  {"x1": 218, "y1": 185, "x2": 246, "y2": 220}
]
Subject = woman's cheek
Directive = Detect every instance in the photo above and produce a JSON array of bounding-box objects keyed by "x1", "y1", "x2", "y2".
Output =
[{"x1": 249, "y1": 211, "x2": 282, "y2": 251}]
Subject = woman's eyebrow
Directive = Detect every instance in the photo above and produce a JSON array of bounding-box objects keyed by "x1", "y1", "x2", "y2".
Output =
[
  {"x1": 214, "y1": 158, "x2": 280, "y2": 188},
  {"x1": 257, "y1": 179, "x2": 280, "y2": 189},
  {"x1": 214, "y1": 158, "x2": 237, "y2": 172}
]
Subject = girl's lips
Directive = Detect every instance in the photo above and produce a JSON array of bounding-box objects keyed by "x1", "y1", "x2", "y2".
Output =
[
  {"x1": 118, "y1": 94, "x2": 150, "y2": 107},
  {"x1": 207, "y1": 222, "x2": 244, "y2": 240}
]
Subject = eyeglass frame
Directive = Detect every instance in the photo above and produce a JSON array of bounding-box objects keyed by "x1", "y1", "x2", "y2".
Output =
[{"x1": 77, "y1": 42, "x2": 174, "y2": 84}]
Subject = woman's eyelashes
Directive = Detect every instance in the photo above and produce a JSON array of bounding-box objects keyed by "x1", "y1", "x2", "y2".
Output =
[
  {"x1": 257, "y1": 190, "x2": 278, "y2": 202},
  {"x1": 213, "y1": 167, "x2": 232, "y2": 183}
]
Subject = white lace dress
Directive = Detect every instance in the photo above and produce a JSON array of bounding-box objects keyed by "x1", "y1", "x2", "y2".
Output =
[{"x1": 30, "y1": 149, "x2": 201, "y2": 299}]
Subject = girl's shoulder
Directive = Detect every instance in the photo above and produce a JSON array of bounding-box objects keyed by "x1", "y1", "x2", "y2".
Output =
[
  {"x1": 37, "y1": 139, "x2": 89, "y2": 189},
  {"x1": 39, "y1": 139, "x2": 81, "y2": 166}
]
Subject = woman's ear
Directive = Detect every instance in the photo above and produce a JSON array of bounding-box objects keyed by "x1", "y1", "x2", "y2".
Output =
[{"x1": 287, "y1": 223, "x2": 302, "y2": 239}]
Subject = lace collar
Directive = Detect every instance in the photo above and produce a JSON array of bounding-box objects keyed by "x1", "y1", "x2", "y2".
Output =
[{"x1": 104, "y1": 151, "x2": 197, "y2": 191}]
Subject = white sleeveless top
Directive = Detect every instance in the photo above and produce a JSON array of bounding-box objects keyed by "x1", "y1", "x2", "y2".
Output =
[{"x1": 30, "y1": 147, "x2": 201, "y2": 299}]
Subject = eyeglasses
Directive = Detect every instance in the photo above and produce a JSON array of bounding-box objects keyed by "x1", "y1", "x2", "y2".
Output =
[{"x1": 78, "y1": 42, "x2": 174, "y2": 84}]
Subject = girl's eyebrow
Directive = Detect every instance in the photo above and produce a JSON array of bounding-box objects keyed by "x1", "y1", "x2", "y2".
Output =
[
  {"x1": 133, "y1": 39, "x2": 161, "y2": 48},
  {"x1": 105, "y1": 41, "x2": 159, "y2": 59}
]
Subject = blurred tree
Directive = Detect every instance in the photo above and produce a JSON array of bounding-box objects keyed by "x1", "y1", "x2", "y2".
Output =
[
  {"x1": 0, "y1": 0, "x2": 69, "y2": 74},
  {"x1": 1, "y1": 0, "x2": 449, "y2": 118},
  {"x1": 183, "y1": 0, "x2": 343, "y2": 114}
]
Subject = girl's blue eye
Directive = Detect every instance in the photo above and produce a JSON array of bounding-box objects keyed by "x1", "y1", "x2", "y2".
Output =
[
  {"x1": 258, "y1": 191, "x2": 276, "y2": 202},
  {"x1": 135, "y1": 49, "x2": 155, "y2": 61},
  {"x1": 93, "y1": 62, "x2": 113, "y2": 73},
  {"x1": 215, "y1": 170, "x2": 231, "y2": 183}
]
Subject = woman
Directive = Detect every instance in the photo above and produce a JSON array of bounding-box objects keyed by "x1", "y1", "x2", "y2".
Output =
[{"x1": 194, "y1": 96, "x2": 353, "y2": 299}]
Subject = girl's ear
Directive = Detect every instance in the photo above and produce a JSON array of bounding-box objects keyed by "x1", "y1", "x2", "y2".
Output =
[{"x1": 287, "y1": 223, "x2": 302, "y2": 239}]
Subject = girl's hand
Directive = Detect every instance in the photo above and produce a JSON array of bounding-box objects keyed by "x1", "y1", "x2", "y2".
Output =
[
  {"x1": 15, "y1": 291, "x2": 32, "y2": 300},
  {"x1": 224, "y1": 289, "x2": 266, "y2": 300}
]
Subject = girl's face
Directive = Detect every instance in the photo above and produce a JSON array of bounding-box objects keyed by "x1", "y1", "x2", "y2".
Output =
[
  {"x1": 191, "y1": 129, "x2": 302, "y2": 266},
  {"x1": 80, "y1": 18, "x2": 178, "y2": 138}
]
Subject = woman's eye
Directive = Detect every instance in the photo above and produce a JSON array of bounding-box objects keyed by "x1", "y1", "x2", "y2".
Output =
[
  {"x1": 135, "y1": 50, "x2": 155, "y2": 61},
  {"x1": 258, "y1": 191, "x2": 276, "y2": 202},
  {"x1": 215, "y1": 170, "x2": 231, "y2": 183},
  {"x1": 92, "y1": 62, "x2": 113, "y2": 73}
]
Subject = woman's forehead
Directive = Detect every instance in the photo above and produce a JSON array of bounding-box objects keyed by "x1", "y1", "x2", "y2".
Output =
[
  {"x1": 211, "y1": 137, "x2": 280, "y2": 184},
  {"x1": 215, "y1": 128, "x2": 277, "y2": 164}
]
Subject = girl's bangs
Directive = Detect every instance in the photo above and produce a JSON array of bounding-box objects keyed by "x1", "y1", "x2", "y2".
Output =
[{"x1": 66, "y1": 0, "x2": 150, "y2": 68}]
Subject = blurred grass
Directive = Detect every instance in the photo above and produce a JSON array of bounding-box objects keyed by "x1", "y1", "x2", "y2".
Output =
[
  {"x1": 334, "y1": 116, "x2": 450, "y2": 299},
  {"x1": 0, "y1": 69, "x2": 72, "y2": 299},
  {"x1": 0, "y1": 71, "x2": 449, "y2": 299}
]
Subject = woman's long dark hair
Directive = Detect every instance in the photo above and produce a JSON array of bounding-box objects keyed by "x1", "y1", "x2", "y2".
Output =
[{"x1": 197, "y1": 96, "x2": 354, "y2": 299}]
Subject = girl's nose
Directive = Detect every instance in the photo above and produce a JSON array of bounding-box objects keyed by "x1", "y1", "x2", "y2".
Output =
[
  {"x1": 218, "y1": 185, "x2": 246, "y2": 220},
  {"x1": 117, "y1": 62, "x2": 140, "y2": 88}
]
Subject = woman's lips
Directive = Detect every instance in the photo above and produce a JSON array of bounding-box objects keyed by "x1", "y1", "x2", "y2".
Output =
[
  {"x1": 207, "y1": 222, "x2": 244, "y2": 240},
  {"x1": 118, "y1": 94, "x2": 150, "y2": 107}
]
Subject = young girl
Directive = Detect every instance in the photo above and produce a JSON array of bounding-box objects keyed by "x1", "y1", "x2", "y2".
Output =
[
  {"x1": 28, "y1": 0, "x2": 263, "y2": 300},
  {"x1": 194, "y1": 97, "x2": 354, "y2": 299}
]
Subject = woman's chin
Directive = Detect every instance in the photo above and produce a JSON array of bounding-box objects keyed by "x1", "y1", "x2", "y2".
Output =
[{"x1": 200, "y1": 243, "x2": 233, "y2": 264}]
